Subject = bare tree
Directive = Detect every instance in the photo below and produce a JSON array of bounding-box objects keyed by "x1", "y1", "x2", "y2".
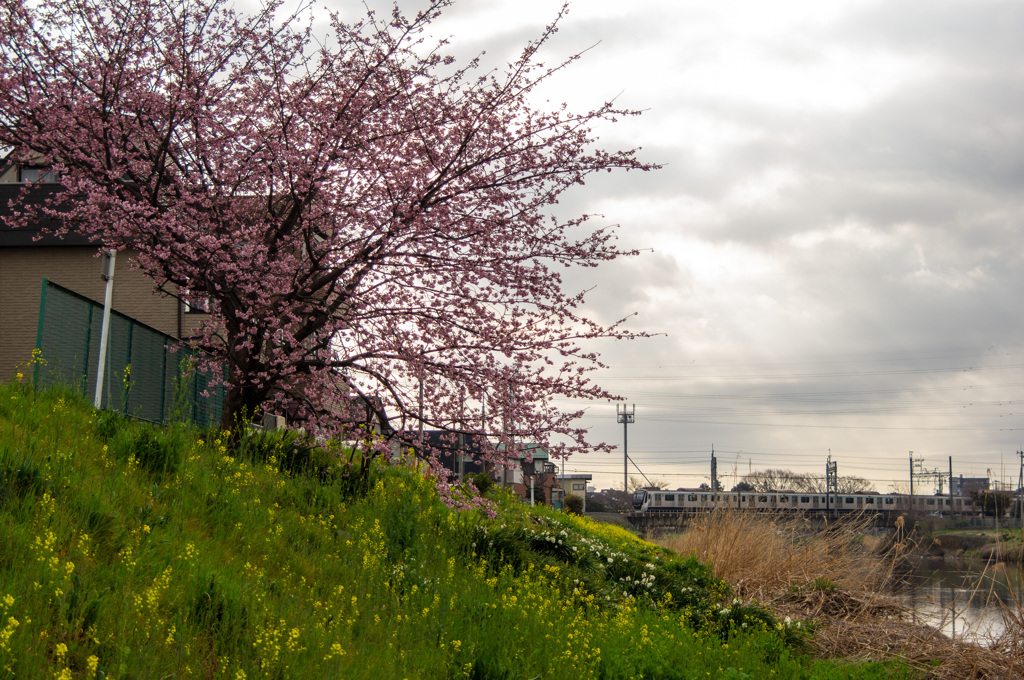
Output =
[{"x1": 743, "y1": 468, "x2": 874, "y2": 493}]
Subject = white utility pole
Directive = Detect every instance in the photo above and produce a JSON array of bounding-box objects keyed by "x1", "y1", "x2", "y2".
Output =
[{"x1": 93, "y1": 249, "x2": 116, "y2": 409}]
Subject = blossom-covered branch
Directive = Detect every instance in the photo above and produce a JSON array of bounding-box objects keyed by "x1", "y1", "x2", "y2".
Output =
[{"x1": 0, "y1": 0, "x2": 656, "y2": 489}]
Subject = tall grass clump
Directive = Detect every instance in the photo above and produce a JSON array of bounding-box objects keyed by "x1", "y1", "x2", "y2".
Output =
[
  {"x1": 658, "y1": 508, "x2": 902, "y2": 619},
  {"x1": 0, "y1": 379, "x2": 922, "y2": 679}
]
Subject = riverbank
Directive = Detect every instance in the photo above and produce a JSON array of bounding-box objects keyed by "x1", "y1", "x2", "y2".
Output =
[
  {"x1": 656, "y1": 509, "x2": 1024, "y2": 678},
  {"x1": 917, "y1": 529, "x2": 1024, "y2": 564}
]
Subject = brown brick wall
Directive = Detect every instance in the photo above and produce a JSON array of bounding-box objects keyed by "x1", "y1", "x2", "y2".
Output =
[{"x1": 0, "y1": 247, "x2": 207, "y2": 378}]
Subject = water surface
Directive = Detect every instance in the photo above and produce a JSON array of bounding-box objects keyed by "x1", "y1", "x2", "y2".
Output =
[{"x1": 895, "y1": 559, "x2": 1023, "y2": 643}]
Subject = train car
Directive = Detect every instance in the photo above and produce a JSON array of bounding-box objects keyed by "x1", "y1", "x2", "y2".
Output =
[{"x1": 631, "y1": 488, "x2": 971, "y2": 516}]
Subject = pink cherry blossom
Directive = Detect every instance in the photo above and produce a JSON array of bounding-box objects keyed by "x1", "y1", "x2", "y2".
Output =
[{"x1": 0, "y1": 0, "x2": 656, "y2": 502}]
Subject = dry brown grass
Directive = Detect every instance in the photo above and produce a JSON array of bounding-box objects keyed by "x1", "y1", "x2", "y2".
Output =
[
  {"x1": 655, "y1": 509, "x2": 1024, "y2": 678},
  {"x1": 811, "y1": 619, "x2": 1020, "y2": 679},
  {"x1": 657, "y1": 508, "x2": 904, "y2": 617}
]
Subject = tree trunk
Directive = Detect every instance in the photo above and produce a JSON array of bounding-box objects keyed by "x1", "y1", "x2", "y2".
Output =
[{"x1": 220, "y1": 381, "x2": 263, "y2": 435}]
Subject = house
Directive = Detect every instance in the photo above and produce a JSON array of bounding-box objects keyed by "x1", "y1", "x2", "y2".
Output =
[
  {"x1": 493, "y1": 442, "x2": 563, "y2": 507},
  {"x1": 556, "y1": 473, "x2": 593, "y2": 512},
  {"x1": 421, "y1": 430, "x2": 490, "y2": 481},
  {"x1": 0, "y1": 154, "x2": 209, "y2": 379},
  {"x1": 957, "y1": 476, "x2": 990, "y2": 496}
]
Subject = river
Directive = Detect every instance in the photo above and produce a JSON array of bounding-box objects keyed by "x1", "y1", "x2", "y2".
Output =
[{"x1": 895, "y1": 558, "x2": 1024, "y2": 644}]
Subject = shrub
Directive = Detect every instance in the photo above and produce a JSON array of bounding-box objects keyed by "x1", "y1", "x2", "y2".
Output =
[
  {"x1": 471, "y1": 471, "x2": 494, "y2": 496},
  {"x1": 564, "y1": 493, "x2": 584, "y2": 515}
]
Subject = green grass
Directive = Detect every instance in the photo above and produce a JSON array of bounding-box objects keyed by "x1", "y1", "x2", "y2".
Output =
[{"x1": 0, "y1": 379, "x2": 917, "y2": 679}]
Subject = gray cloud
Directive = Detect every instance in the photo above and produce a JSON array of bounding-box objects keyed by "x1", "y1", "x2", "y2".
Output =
[{"x1": 293, "y1": 0, "x2": 1024, "y2": 490}]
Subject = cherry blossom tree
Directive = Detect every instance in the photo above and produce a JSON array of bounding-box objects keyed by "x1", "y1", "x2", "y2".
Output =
[{"x1": 0, "y1": 0, "x2": 655, "y2": 491}]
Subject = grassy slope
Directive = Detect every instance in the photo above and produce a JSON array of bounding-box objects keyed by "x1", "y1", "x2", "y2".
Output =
[{"x1": 0, "y1": 381, "x2": 912, "y2": 679}]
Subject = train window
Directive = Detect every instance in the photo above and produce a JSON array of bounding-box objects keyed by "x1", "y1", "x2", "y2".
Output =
[
  {"x1": 758, "y1": 495, "x2": 768, "y2": 503},
  {"x1": 688, "y1": 494, "x2": 697, "y2": 502},
  {"x1": 944, "y1": 499, "x2": 949, "y2": 505},
  {"x1": 741, "y1": 495, "x2": 747, "y2": 502},
  {"x1": 800, "y1": 496, "x2": 809, "y2": 503},
  {"x1": 780, "y1": 495, "x2": 788, "y2": 503},
  {"x1": 711, "y1": 494, "x2": 717, "y2": 501},
  {"x1": 700, "y1": 494, "x2": 708, "y2": 501},
  {"x1": 885, "y1": 498, "x2": 894, "y2": 505},
  {"x1": 927, "y1": 499, "x2": 935, "y2": 505},
  {"x1": 664, "y1": 494, "x2": 675, "y2": 501},
  {"x1": 845, "y1": 497, "x2": 854, "y2": 504},
  {"x1": 865, "y1": 497, "x2": 874, "y2": 504}
]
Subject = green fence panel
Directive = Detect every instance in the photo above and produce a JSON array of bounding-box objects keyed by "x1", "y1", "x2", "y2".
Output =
[
  {"x1": 34, "y1": 280, "x2": 226, "y2": 427},
  {"x1": 38, "y1": 279, "x2": 95, "y2": 395}
]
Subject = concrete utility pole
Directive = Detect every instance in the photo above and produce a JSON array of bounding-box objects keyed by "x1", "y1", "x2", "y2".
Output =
[
  {"x1": 617, "y1": 404, "x2": 635, "y2": 492},
  {"x1": 909, "y1": 452, "x2": 914, "y2": 497},
  {"x1": 1017, "y1": 448, "x2": 1023, "y2": 529},
  {"x1": 94, "y1": 249, "x2": 116, "y2": 409},
  {"x1": 710, "y1": 445, "x2": 718, "y2": 492},
  {"x1": 949, "y1": 456, "x2": 954, "y2": 511},
  {"x1": 825, "y1": 452, "x2": 838, "y2": 517}
]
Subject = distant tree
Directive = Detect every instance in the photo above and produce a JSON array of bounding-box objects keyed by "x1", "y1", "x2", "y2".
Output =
[
  {"x1": 627, "y1": 476, "x2": 667, "y2": 491},
  {"x1": 564, "y1": 494, "x2": 584, "y2": 515},
  {"x1": 698, "y1": 482, "x2": 711, "y2": 491},
  {"x1": 832, "y1": 476, "x2": 874, "y2": 493},
  {"x1": 586, "y1": 498, "x2": 609, "y2": 513},
  {"x1": 595, "y1": 489, "x2": 632, "y2": 513},
  {"x1": 742, "y1": 468, "x2": 873, "y2": 493},
  {"x1": 731, "y1": 482, "x2": 755, "y2": 493},
  {"x1": 970, "y1": 491, "x2": 1011, "y2": 517}
]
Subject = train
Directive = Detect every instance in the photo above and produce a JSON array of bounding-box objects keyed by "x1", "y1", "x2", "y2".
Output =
[{"x1": 631, "y1": 487, "x2": 972, "y2": 515}]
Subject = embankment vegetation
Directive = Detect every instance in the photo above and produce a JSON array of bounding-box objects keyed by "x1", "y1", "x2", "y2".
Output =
[
  {"x1": 1, "y1": 380, "x2": 917, "y2": 678},
  {"x1": 659, "y1": 509, "x2": 1024, "y2": 678}
]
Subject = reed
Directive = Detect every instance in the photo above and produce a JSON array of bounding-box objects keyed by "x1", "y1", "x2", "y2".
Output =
[{"x1": 657, "y1": 507, "x2": 903, "y2": 619}]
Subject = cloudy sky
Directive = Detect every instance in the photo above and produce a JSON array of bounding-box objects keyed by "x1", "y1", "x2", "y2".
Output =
[{"x1": 318, "y1": 0, "x2": 1024, "y2": 493}]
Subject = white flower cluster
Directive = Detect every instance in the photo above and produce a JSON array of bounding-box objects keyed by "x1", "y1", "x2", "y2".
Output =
[{"x1": 620, "y1": 572, "x2": 656, "y2": 589}]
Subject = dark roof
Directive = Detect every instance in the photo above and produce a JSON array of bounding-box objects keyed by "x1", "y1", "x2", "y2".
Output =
[{"x1": 0, "y1": 184, "x2": 97, "y2": 247}]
